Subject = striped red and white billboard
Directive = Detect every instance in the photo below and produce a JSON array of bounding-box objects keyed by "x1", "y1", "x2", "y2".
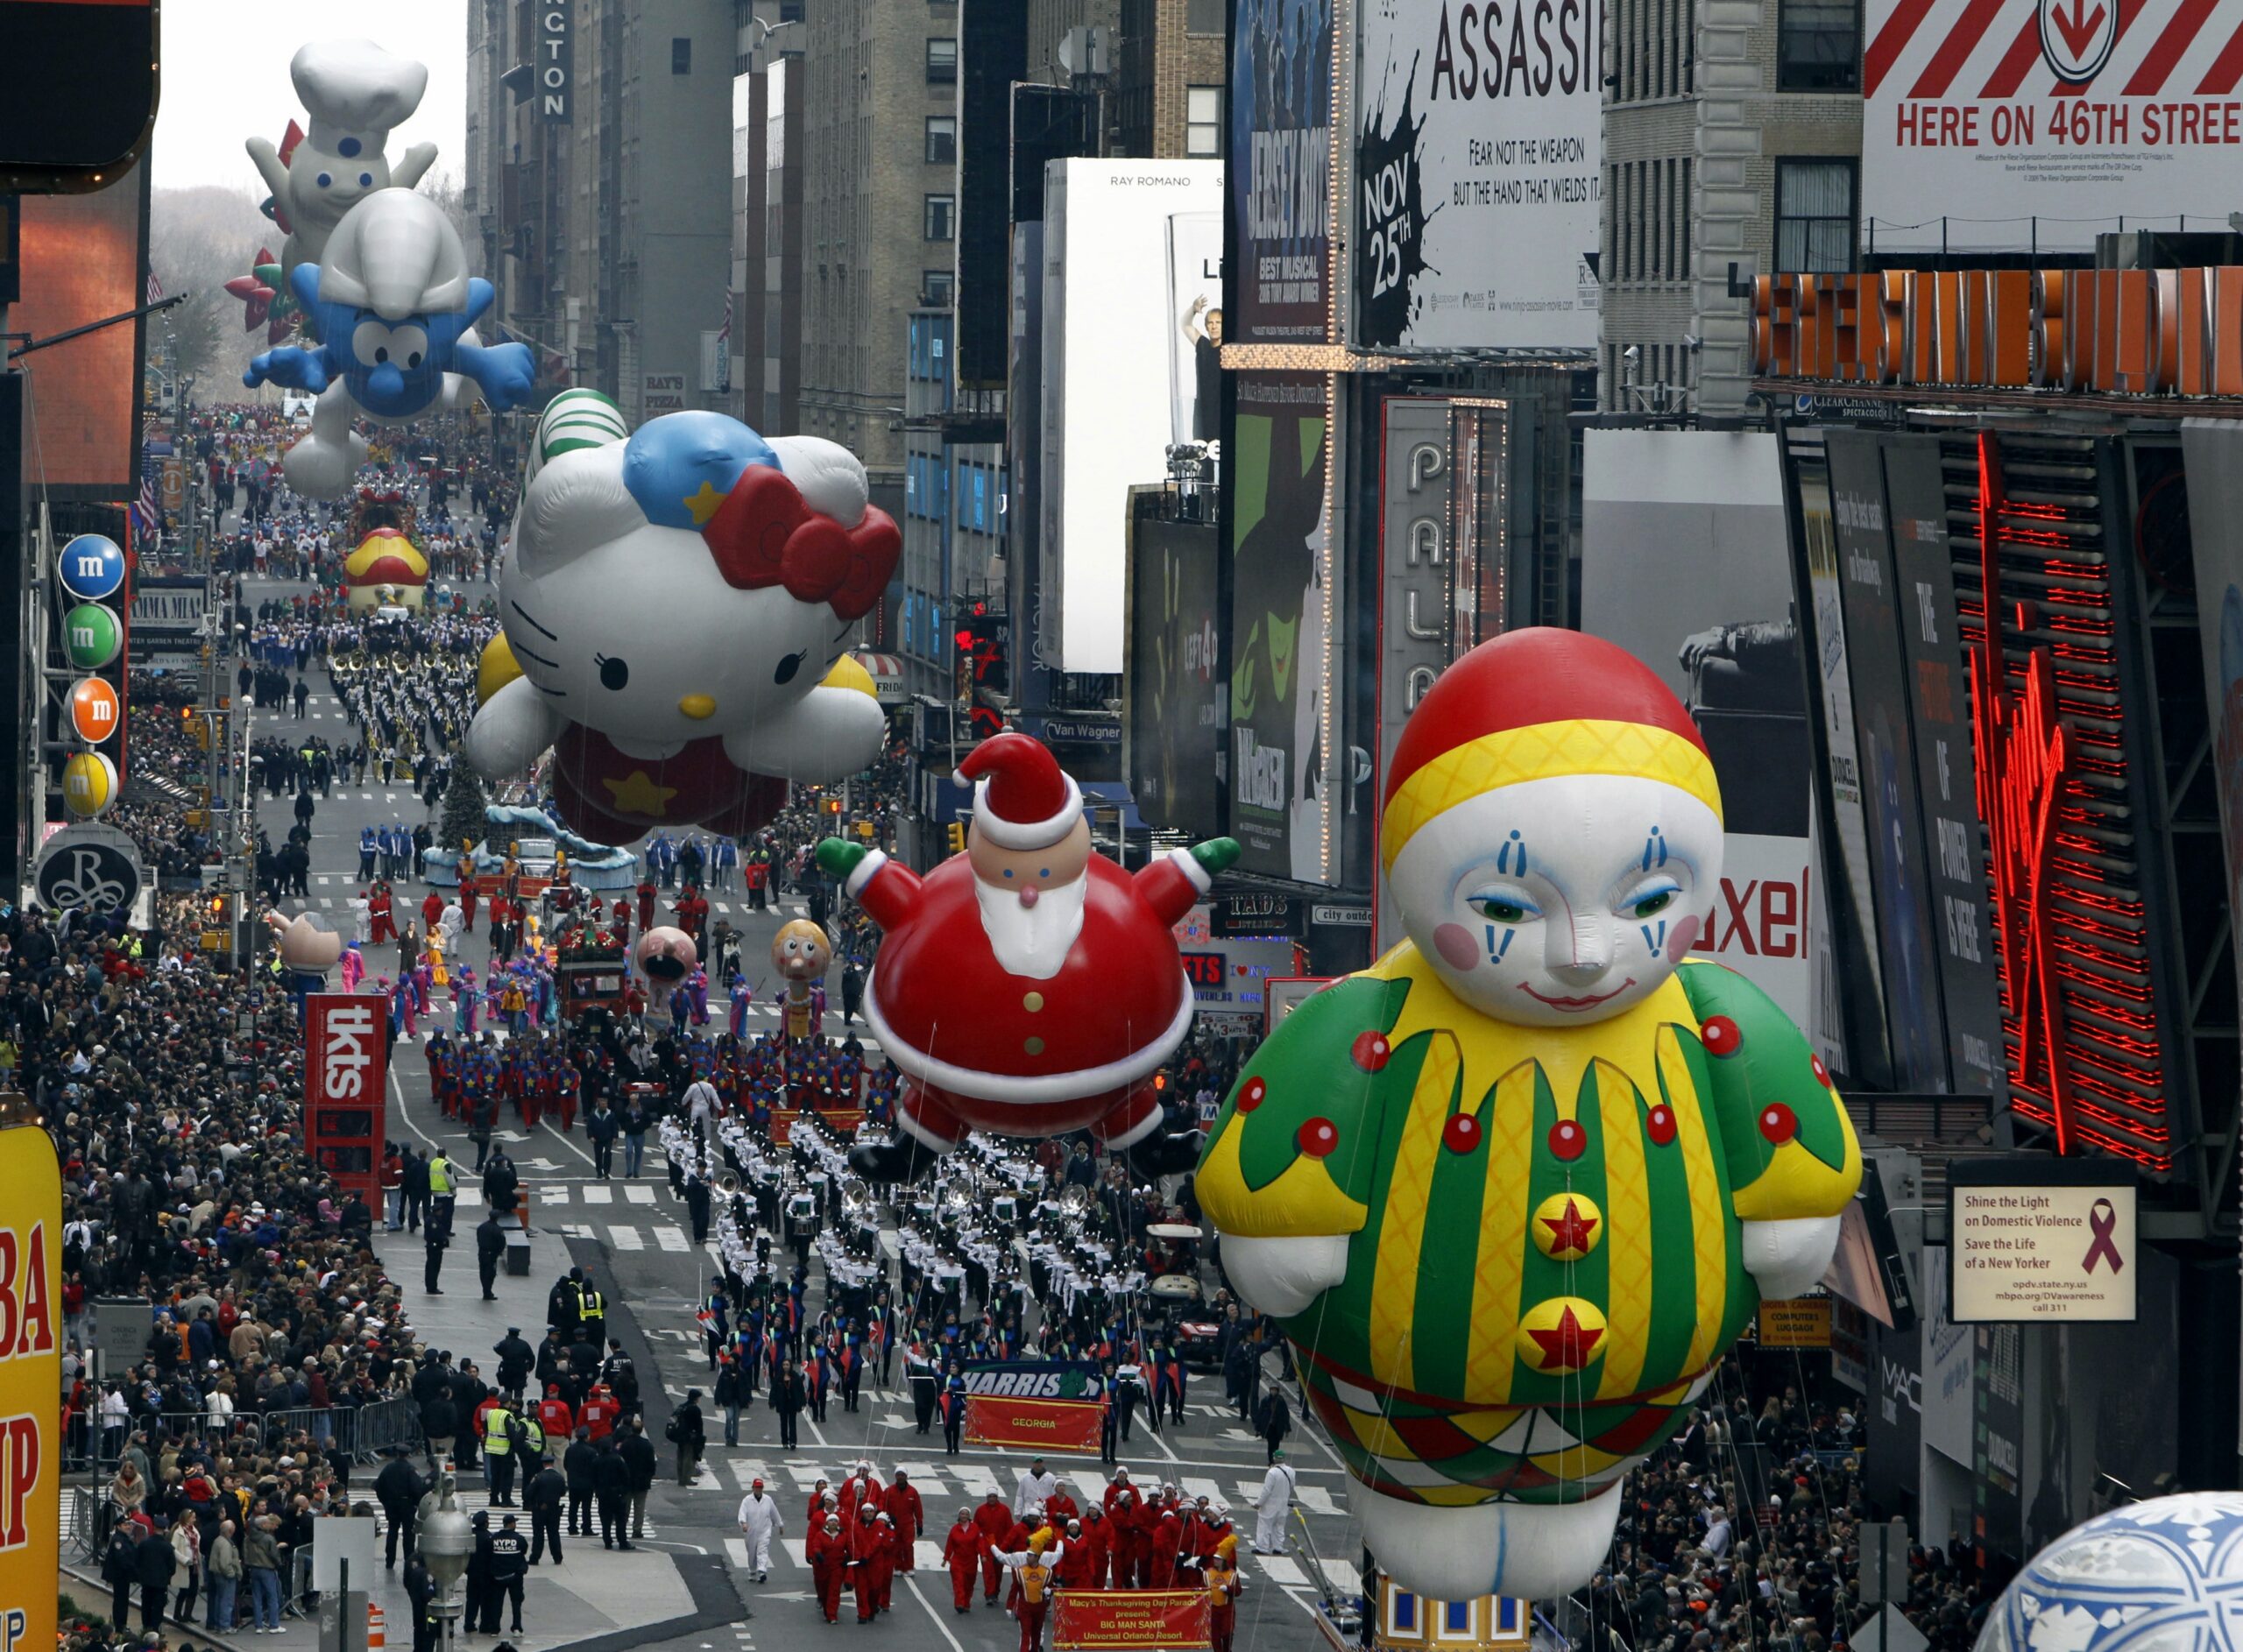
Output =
[{"x1": 1864, "y1": 0, "x2": 2243, "y2": 253}]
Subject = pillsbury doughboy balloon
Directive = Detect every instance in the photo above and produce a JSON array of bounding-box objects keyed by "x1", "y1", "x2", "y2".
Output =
[
  {"x1": 247, "y1": 40, "x2": 438, "y2": 286},
  {"x1": 1193, "y1": 627, "x2": 1861, "y2": 1605},
  {"x1": 243, "y1": 188, "x2": 535, "y2": 498},
  {"x1": 466, "y1": 392, "x2": 900, "y2": 845}
]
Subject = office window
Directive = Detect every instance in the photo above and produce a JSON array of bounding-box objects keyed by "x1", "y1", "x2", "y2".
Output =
[
  {"x1": 1775, "y1": 159, "x2": 1857, "y2": 271},
  {"x1": 924, "y1": 194, "x2": 956, "y2": 240},
  {"x1": 1188, "y1": 0, "x2": 1224, "y2": 31},
  {"x1": 926, "y1": 37, "x2": 958, "y2": 82},
  {"x1": 925, "y1": 116, "x2": 957, "y2": 163},
  {"x1": 672, "y1": 36, "x2": 691, "y2": 74},
  {"x1": 1779, "y1": 0, "x2": 1861, "y2": 91},
  {"x1": 923, "y1": 269, "x2": 955, "y2": 306},
  {"x1": 1186, "y1": 86, "x2": 1223, "y2": 156}
]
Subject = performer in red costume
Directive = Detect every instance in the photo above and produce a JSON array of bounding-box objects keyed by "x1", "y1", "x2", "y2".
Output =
[{"x1": 817, "y1": 732, "x2": 1235, "y2": 1181}]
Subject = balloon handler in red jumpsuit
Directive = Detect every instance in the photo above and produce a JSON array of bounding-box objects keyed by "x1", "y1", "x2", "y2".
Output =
[{"x1": 817, "y1": 731, "x2": 1237, "y2": 1183}]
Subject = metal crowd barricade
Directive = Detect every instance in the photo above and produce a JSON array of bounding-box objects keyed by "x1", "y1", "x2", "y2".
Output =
[{"x1": 71, "y1": 1398, "x2": 423, "y2": 1472}]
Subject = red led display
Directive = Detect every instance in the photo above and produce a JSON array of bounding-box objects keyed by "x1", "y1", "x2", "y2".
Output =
[{"x1": 1960, "y1": 431, "x2": 2174, "y2": 1173}]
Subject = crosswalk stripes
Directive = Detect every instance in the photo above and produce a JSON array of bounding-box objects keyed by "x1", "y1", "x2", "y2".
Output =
[{"x1": 653, "y1": 1225, "x2": 690, "y2": 1252}]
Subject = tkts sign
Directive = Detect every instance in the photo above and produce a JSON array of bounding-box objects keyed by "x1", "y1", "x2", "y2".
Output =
[
  {"x1": 304, "y1": 994, "x2": 386, "y2": 1198},
  {"x1": 1752, "y1": 266, "x2": 2243, "y2": 397}
]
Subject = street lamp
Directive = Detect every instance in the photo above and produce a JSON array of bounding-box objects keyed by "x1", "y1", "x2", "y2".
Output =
[{"x1": 417, "y1": 1475, "x2": 475, "y2": 1652}]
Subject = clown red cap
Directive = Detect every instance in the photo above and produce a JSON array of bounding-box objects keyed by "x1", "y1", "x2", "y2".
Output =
[
  {"x1": 958, "y1": 731, "x2": 1082, "y2": 851},
  {"x1": 1380, "y1": 627, "x2": 1721, "y2": 870}
]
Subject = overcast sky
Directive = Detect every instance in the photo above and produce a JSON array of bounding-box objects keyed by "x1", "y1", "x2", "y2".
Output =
[{"x1": 152, "y1": 4, "x2": 470, "y2": 194}]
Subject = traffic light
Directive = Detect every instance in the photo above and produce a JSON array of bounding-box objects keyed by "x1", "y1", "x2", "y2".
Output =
[
  {"x1": 822, "y1": 797, "x2": 843, "y2": 816},
  {"x1": 945, "y1": 822, "x2": 967, "y2": 855}
]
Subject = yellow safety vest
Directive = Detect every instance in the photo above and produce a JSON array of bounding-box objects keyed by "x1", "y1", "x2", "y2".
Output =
[
  {"x1": 429, "y1": 1156, "x2": 454, "y2": 1195},
  {"x1": 484, "y1": 1408, "x2": 514, "y2": 1455},
  {"x1": 577, "y1": 1288, "x2": 605, "y2": 1320}
]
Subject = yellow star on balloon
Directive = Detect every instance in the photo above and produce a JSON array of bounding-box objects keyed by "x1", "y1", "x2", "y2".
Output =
[
  {"x1": 683, "y1": 481, "x2": 726, "y2": 526},
  {"x1": 603, "y1": 770, "x2": 680, "y2": 817}
]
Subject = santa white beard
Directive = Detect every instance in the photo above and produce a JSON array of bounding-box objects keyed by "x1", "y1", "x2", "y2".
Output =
[{"x1": 973, "y1": 870, "x2": 1088, "y2": 980}]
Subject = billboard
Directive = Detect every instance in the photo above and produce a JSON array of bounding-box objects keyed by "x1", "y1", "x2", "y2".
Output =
[
  {"x1": 14, "y1": 164, "x2": 146, "y2": 496},
  {"x1": 1173, "y1": 904, "x2": 1304, "y2": 1028},
  {"x1": 1949, "y1": 1161, "x2": 2137, "y2": 1324},
  {"x1": 1877, "y1": 439, "x2": 2006, "y2": 1099},
  {"x1": 1862, "y1": 0, "x2": 2243, "y2": 253},
  {"x1": 1825, "y1": 433, "x2": 1961, "y2": 1092},
  {"x1": 538, "y1": 1, "x2": 573, "y2": 122},
  {"x1": 1125, "y1": 500, "x2": 1225, "y2": 839},
  {"x1": 1373, "y1": 397, "x2": 1454, "y2": 956},
  {"x1": 1229, "y1": 0, "x2": 1334, "y2": 343},
  {"x1": 1353, "y1": 0, "x2": 1601, "y2": 349},
  {"x1": 304, "y1": 994, "x2": 387, "y2": 1201},
  {"x1": 1038, "y1": 160, "x2": 1225, "y2": 673},
  {"x1": 1228, "y1": 371, "x2": 1330, "y2": 882},
  {"x1": 1581, "y1": 430, "x2": 1823, "y2": 1032},
  {"x1": 0, "y1": 1127, "x2": 61, "y2": 1652}
]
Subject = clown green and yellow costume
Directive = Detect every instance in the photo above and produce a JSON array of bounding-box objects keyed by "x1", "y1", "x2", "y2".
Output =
[{"x1": 1195, "y1": 946, "x2": 1859, "y2": 1507}]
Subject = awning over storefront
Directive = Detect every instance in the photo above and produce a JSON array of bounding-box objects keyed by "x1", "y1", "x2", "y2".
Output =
[{"x1": 853, "y1": 651, "x2": 906, "y2": 703}]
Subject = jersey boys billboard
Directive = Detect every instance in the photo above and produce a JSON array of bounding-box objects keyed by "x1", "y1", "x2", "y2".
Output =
[
  {"x1": 1864, "y1": 0, "x2": 2243, "y2": 252},
  {"x1": 1354, "y1": 0, "x2": 1602, "y2": 349}
]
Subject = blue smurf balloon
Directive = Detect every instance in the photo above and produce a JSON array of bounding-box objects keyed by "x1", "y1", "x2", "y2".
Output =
[{"x1": 244, "y1": 188, "x2": 534, "y2": 498}]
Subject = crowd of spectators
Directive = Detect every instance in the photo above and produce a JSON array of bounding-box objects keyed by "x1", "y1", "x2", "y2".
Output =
[
  {"x1": 0, "y1": 892, "x2": 432, "y2": 1644},
  {"x1": 1579, "y1": 1375, "x2": 1992, "y2": 1652}
]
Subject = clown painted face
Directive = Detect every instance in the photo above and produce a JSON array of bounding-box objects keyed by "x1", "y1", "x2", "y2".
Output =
[{"x1": 1385, "y1": 771, "x2": 1723, "y2": 1028}]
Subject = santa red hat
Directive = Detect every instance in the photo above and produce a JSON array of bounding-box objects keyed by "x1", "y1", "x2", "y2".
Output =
[
  {"x1": 1381, "y1": 627, "x2": 1721, "y2": 870},
  {"x1": 958, "y1": 731, "x2": 1082, "y2": 851}
]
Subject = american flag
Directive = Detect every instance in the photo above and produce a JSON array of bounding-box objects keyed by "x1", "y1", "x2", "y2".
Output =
[
  {"x1": 145, "y1": 268, "x2": 163, "y2": 306},
  {"x1": 133, "y1": 448, "x2": 160, "y2": 535}
]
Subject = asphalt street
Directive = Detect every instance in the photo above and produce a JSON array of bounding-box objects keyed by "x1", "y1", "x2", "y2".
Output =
[{"x1": 230, "y1": 570, "x2": 1364, "y2": 1652}]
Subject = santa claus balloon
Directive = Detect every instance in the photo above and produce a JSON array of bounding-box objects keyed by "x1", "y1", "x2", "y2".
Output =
[{"x1": 817, "y1": 731, "x2": 1238, "y2": 1180}]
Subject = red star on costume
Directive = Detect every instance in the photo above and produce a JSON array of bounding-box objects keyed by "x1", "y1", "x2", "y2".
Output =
[
  {"x1": 1526, "y1": 1305, "x2": 1603, "y2": 1371},
  {"x1": 1541, "y1": 1199, "x2": 1598, "y2": 1257}
]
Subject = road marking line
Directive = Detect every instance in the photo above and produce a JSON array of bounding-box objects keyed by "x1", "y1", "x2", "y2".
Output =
[{"x1": 610, "y1": 1227, "x2": 643, "y2": 1251}]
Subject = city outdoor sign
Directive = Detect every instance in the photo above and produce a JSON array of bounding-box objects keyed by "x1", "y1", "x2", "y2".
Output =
[{"x1": 1752, "y1": 265, "x2": 2243, "y2": 399}]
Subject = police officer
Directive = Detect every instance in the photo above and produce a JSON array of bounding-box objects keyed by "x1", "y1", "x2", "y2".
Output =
[
  {"x1": 404, "y1": 1552, "x2": 436, "y2": 1652},
  {"x1": 485, "y1": 1514, "x2": 527, "y2": 1634},
  {"x1": 477, "y1": 1212, "x2": 506, "y2": 1301},
  {"x1": 527, "y1": 1453, "x2": 567, "y2": 1564},
  {"x1": 424, "y1": 1219, "x2": 449, "y2": 1295},
  {"x1": 575, "y1": 1274, "x2": 607, "y2": 1350},
  {"x1": 482, "y1": 1397, "x2": 519, "y2": 1506},
  {"x1": 376, "y1": 1448, "x2": 426, "y2": 1568}
]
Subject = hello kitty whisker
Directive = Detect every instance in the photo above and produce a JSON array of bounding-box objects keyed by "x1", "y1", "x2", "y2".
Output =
[{"x1": 511, "y1": 599, "x2": 559, "y2": 639}]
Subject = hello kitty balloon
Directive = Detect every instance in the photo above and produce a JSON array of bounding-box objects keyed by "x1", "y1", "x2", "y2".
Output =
[{"x1": 466, "y1": 392, "x2": 900, "y2": 845}]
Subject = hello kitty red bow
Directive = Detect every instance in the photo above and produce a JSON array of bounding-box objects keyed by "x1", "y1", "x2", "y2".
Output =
[{"x1": 701, "y1": 465, "x2": 901, "y2": 622}]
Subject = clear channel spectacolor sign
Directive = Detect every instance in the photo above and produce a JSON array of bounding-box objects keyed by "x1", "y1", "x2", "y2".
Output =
[
  {"x1": 61, "y1": 604, "x2": 122, "y2": 670},
  {"x1": 55, "y1": 534, "x2": 125, "y2": 603}
]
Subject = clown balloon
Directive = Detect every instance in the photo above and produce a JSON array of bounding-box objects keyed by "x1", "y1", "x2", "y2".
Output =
[
  {"x1": 466, "y1": 392, "x2": 899, "y2": 844},
  {"x1": 817, "y1": 732, "x2": 1237, "y2": 1181},
  {"x1": 1192, "y1": 628, "x2": 1861, "y2": 1604}
]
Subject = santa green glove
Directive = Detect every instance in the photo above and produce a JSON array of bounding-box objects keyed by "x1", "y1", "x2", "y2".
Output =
[
  {"x1": 1191, "y1": 837, "x2": 1242, "y2": 879},
  {"x1": 816, "y1": 837, "x2": 867, "y2": 881}
]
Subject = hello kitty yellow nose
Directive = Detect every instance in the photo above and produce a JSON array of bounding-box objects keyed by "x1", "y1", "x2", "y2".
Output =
[{"x1": 679, "y1": 695, "x2": 717, "y2": 720}]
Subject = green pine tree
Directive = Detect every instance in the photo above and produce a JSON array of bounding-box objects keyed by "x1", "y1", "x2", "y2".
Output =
[{"x1": 438, "y1": 763, "x2": 490, "y2": 860}]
